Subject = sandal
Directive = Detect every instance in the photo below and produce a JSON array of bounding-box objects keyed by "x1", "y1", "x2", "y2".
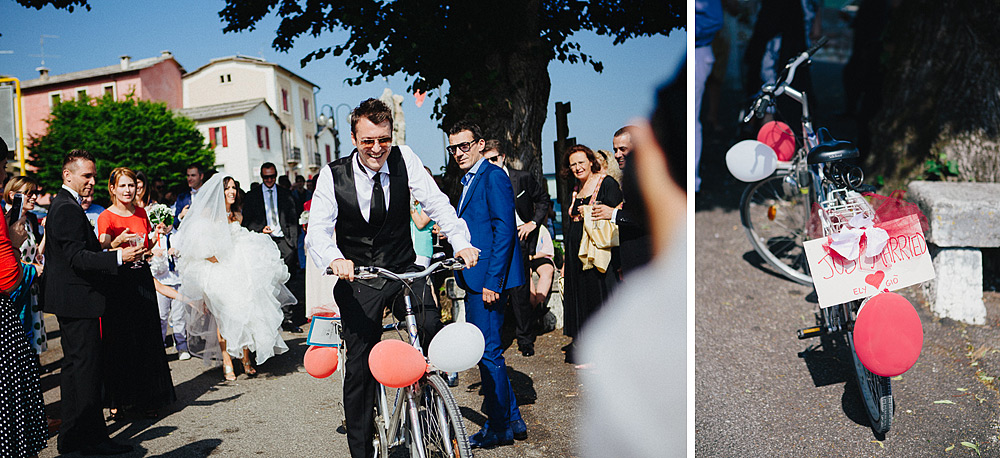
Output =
[
  {"x1": 241, "y1": 356, "x2": 257, "y2": 378},
  {"x1": 223, "y1": 363, "x2": 236, "y2": 381}
]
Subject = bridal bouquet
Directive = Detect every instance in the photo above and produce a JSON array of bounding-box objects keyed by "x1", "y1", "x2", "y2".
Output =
[{"x1": 147, "y1": 203, "x2": 174, "y2": 228}]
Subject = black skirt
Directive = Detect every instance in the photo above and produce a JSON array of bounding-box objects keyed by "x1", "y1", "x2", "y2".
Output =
[{"x1": 101, "y1": 264, "x2": 176, "y2": 411}]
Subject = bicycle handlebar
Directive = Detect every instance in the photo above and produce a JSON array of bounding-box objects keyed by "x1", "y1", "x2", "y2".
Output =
[
  {"x1": 743, "y1": 36, "x2": 829, "y2": 123},
  {"x1": 324, "y1": 257, "x2": 466, "y2": 281}
]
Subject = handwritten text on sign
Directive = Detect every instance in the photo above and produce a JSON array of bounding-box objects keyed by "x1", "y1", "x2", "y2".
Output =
[{"x1": 804, "y1": 214, "x2": 935, "y2": 308}]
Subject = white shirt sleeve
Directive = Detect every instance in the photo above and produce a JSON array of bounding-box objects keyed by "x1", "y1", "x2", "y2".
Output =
[
  {"x1": 399, "y1": 146, "x2": 473, "y2": 253},
  {"x1": 304, "y1": 165, "x2": 344, "y2": 268}
]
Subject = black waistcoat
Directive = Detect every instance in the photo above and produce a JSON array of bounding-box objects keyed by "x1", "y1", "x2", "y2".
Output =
[{"x1": 331, "y1": 147, "x2": 415, "y2": 288}]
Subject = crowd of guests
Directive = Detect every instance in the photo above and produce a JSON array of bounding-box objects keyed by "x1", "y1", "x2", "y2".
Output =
[
  {"x1": 0, "y1": 144, "x2": 304, "y2": 455},
  {"x1": 0, "y1": 87, "x2": 665, "y2": 456}
]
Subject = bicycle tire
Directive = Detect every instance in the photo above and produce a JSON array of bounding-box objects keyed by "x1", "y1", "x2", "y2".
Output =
[
  {"x1": 847, "y1": 331, "x2": 893, "y2": 434},
  {"x1": 412, "y1": 373, "x2": 472, "y2": 458},
  {"x1": 740, "y1": 172, "x2": 813, "y2": 285}
]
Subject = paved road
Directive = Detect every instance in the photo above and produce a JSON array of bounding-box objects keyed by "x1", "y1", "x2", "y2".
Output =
[
  {"x1": 695, "y1": 60, "x2": 1000, "y2": 456},
  {"x1": 35, "y1": 316, "x2": 584, "y2": 457}
]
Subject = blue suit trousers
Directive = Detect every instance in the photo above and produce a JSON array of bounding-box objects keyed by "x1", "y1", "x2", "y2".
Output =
[{"x1": 465, "y1": 290, "x2": 523, "y2": 433}]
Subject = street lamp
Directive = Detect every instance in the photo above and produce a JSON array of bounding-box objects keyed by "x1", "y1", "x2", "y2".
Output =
[{"x1": 317, "y1": 103, "x2": 352, "y2": 159}]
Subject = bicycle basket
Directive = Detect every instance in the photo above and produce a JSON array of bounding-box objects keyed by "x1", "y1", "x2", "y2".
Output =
[{"x1": 817, "y1": 189, "x2": 875, "y2": 237}]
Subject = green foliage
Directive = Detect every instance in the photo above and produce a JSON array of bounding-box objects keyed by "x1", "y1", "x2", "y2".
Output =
[
  {"x1": 27, "y1": 94, "x2": 214, "y2": 207},
  {"x1": 219, "y1": 0, "x2": 684, "y2": 120},
  {"x1": 924, "y1": 152, "x2": 959, "y2": 181}
]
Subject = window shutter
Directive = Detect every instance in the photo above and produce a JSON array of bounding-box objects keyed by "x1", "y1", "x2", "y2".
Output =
[
  {"x1": 257, "y1": 126, "x2": 264, "y2": 148},
  {"x1": 265, "y1": 127, "x2": 270, "y2": 149},
  {"x1": 325, "y1": 144, "x2": 331, "y2": 162},
  {"x1": 282, "y1": 90, "x2": 288, "y2": 111},
  {"x1": 303, "y1": 99, "x2": 310, "y2": 120},
  {"x1": 208, "y1": 127, "x2": 217, "y2": 148},
  {"x1": 221, "y1": 126, "x2": 228, "y2": 147}
]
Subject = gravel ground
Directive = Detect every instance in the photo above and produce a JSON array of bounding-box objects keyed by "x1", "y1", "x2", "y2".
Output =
[{"x1": 34, "y1": 312, "x2": 585, "y2": 457}]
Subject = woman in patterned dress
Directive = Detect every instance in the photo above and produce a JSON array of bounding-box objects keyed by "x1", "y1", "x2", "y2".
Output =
[{"x1": 0, "y1": 144, "x2": 47, "y2": 457}]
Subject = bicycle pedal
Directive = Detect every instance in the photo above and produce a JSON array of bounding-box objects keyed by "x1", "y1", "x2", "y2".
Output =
[{"x1": 796, "y1": 326, "x2": 824, "y2": 339}]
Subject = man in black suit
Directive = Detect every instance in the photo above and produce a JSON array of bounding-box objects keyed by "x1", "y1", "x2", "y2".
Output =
[
  {"x1": 242, "y1": 162, "x2": 302, "y2": 331},
  {"x1": 44, "y1": 149, "x2": 145, "y2": 455},
  {"x1": 593, "y1": 126, "x2": 652, "y2": 274},
  {"x1": 481, "y1": 140, "x2": 550, "y2": 357}
]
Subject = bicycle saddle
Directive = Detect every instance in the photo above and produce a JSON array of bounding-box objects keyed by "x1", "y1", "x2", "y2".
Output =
[{"x1": 807, "y1": 128, "x2": 859, "y2": 164}]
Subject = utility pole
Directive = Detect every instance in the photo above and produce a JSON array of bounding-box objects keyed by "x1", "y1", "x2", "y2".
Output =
[{"x1": 553, "y1": 101, "x2": 575, "y2": 240}]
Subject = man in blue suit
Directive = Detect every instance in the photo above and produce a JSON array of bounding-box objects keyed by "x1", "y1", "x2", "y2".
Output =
[
  {"x1": 447, "y1": 121, "x2": 527, "y2": 448},
  {"x1": 173, "y1": 164, "x2": 204, "y2": 228}
]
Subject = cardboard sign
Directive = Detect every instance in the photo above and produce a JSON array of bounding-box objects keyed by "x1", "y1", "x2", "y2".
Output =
[
  {"x1": 804, "y1": 214, "x2": 935, "y2": 308},
  {"x1": 306, "y1": 315, "x2": 342, "y2": 347}
]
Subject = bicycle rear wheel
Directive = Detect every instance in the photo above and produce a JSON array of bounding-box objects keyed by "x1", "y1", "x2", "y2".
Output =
[
  {"x1": 847, "y1": 331, "x2": 893, "y2": 434},
  {"x1": 412, "y1": 373, "x2": 472, "y2": 458},
  {"x1": 740, "y1": 172, "x2": 813, "y2": 285}
]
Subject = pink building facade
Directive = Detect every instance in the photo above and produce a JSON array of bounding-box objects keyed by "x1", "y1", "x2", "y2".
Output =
[{"x1": 20, "y1": 51, "x2": 184, "y2": 143}]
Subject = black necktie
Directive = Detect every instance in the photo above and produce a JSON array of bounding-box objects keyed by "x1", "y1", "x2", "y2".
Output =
[{"x1": 370, "y1": 172, "x2": 386, "y2": 227}]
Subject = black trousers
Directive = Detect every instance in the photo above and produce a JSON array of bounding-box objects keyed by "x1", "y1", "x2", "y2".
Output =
[
  {"x1": 334, "y1": 267, "x2": 442, "y2": 458},
  {"x1": 56, "y1": 316, "x2": 110, "y2": 452},
  {"x1": 507, "y1": 238, "x2": 536, "y2": 349}
]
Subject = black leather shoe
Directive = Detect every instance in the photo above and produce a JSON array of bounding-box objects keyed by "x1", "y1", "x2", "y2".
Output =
[
  {"x1": 511, "y1": 419, "x2": 528, "y2": 441},
  {"x1": 520, "y1": 345, "x2": 535, "y2": 357},
  {"x1": 80, "y1": 440, "x2": 133, "y2": 455},
  {"x1": 282, "y1": 322, "x2": 303, "y2": 333}
]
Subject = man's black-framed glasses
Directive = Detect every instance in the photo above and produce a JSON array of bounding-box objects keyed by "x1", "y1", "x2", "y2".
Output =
[
  {"x1": 359, "y1": 137, "x2": 392, "y2": 148},
  {"x1": 446, "y1": 141, "x2": 476, "y2": 155}
]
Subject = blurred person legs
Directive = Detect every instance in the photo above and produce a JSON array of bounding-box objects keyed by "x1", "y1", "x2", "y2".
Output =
[{"x1": 157, "y1": 287, "x2": 189, "y2": 359}]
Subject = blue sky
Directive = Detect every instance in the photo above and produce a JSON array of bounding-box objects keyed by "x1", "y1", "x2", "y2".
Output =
[{"x1": 0, "y1": 1, "x2": 686, "y2": 174}]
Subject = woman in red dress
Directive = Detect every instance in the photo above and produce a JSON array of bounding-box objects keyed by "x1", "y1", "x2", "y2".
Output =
[{"x1": 96, "y1": 167, "x2": 175, "y2": 420}]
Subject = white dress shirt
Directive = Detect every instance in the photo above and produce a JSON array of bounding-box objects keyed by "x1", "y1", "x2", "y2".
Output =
[
  {"x1": 261, "y1": 184, "x2": 284, "y2": 237},
  {"x1": 306, "y1": 145, "x2": 473, "y2": 268},
  {"x1": 63, "y1": 184, "x2": 122, "y2": 265}
]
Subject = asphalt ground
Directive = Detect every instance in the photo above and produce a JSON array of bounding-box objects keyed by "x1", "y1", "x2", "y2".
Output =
[
  {"x1": 695, "y1": 59, "x2": 1000, "y2": 456},
  {"x1": 33, "y1": 298, "x2": 585, "y2": 457}
]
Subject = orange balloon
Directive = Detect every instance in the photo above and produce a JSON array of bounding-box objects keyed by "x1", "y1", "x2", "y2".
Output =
[
  {"x1": 304, "y1": 345, "x2": 339, "y2": 378},
  {"x1": 369, "y1": 340, "x2": 427, "y2": 388},
  {"x1": 757, "y1": 121, "x2": 796, "y2": 161}
]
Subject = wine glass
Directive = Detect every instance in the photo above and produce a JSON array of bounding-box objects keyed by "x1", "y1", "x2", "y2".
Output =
[{"x1": 129, "y1": 233, "x2": 146, "y2": 269}]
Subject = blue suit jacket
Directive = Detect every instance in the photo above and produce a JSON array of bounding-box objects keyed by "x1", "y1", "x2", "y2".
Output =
[{"x1": 455, "y1": 162, "x2": 525, "y2": 293}]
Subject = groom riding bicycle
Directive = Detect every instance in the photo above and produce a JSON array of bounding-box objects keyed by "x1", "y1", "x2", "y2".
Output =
[{"x1": 305, "y1": 98, "x2": 478, "y2": 458}]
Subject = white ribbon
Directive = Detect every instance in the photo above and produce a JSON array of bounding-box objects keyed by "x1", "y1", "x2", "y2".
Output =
[{"x1": 828, "y1": 213, "x2": 889, "y2": 260}]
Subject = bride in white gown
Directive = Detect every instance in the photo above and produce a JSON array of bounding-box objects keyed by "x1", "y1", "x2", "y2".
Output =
[{"x1": 174, "y1": 174, "x2": 293, "y2": 380}]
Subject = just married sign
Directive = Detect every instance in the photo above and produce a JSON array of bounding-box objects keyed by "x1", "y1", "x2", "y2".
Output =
[{"x1": 804, "y1": 213, "x2": 935, "y2": 308}]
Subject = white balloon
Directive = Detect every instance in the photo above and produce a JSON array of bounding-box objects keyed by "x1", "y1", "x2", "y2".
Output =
[
  {"x1": 726, "y1": 139, "x2": 778, "y2": 182},
  {"x1": 428, "y1": 322, "x2": 486, "y2": 373}
]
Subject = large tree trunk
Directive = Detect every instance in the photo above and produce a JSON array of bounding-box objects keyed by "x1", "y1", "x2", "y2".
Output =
[
  {"x1": 869, "y1": 0, "x2": 1000, "y2": 184},
  {"x1": 439, "y1": 7, "x2": 550, "y2": 205}
]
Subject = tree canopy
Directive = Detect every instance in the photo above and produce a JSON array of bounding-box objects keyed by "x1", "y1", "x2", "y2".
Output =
[
  {"x1": 28, "y1": 94, "x2": 214, "y2": 206},
  {"x1": 219, "y1": 0, "x2": 684, "y2": 197}
]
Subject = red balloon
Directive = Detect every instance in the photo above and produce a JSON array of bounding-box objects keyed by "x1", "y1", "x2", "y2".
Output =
[
  {"x1": 853, "y1": 292, "x2": 923, "y2": 377},
  {"x1": 369, "y1": 340, "x2": 427, "y2": 388},
  {"x1": 757, "y1": 121, "x2": 796, "y2": 161},
  {"x1": 304, "y1": 345, "x2": 339, "y2": 378}
]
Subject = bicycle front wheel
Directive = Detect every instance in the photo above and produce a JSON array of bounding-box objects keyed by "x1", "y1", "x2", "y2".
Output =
[
  {"x1": 412, "y1": 373, "x2": 472, "y2": 458},
  {"x1": 847, "y1": 331, "x2": 893, "y2": 434},
  {"x1": 740, "y1": 173, "x2": 813, "y2": 285}
]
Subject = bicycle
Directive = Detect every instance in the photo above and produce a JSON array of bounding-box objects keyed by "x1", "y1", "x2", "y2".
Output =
[
  {"x1": 325, "y1": 257, "x2": 473, "y2": 458},
  {"x1": 735, "y1": 37, "x2": 894, "y2": 434}
]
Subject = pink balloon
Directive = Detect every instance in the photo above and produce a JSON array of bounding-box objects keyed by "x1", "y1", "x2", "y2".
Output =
[
  {"x1": 854, "y1": 292, "x2": 923, "y2": 377},
  {"x1": 757, "y1": 121, "x2": 796, "y2": 161},
  {"x1": 369, "y1": 340, "x2": 427, "y2": 388},
  {"x1": 304, "y1": 345, "x2": 339, "y2": 378}
]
